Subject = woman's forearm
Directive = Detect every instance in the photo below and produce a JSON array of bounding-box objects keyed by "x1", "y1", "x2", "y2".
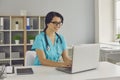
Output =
[{"x1": 40, "y1": 59, "x2": 67, "y2": 67}]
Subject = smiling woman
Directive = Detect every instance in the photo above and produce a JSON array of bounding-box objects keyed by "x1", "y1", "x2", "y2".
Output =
[
  {"x1": 47, "y1": 16, "x2": 62, "y2": 32},
  {"x1": 31, "y1": 11, "x2": 72, "y2": 67}
]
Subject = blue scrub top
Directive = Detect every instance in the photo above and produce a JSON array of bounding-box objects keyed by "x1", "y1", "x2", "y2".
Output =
[{"x1": 31, "y1": 32, "x2": 67, "y2": 65}]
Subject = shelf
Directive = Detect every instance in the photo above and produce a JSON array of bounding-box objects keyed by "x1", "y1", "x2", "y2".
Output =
[
  {"x1": 27, "y1": 43, "x2": 33, "y2": 45},
  {"x1": 0, "y1": 15, "x2": 45, "y2": 66},
  {"x1": 11, "y1": 30, "x2": 24, "y2": 31},
  {"x1": 0, "y1": 30, "x2": 10, "y2": 31},
  {"x1": 12, "y1": 60, "x2": 24, "y2": 66},
  {"x1": 0, "y1": 44, "x2": 10, "y2": 46},
  {"x1": 11, "y1": 44, "x2": 24, "y2": 46},
  {"x1": 26, "y1": 29, "x2": 39, "y2": 31},
  {"x1": 11, "y1": 58, "x2": 24, "y2": 60},
  {"x1": 0, "y1": 58, "x2": 10, "y2": 61}
]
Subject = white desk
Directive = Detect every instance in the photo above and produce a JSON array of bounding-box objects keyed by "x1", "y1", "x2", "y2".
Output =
[{"x1": 3, "y1": 62, "x2": 120, "y2": 80}]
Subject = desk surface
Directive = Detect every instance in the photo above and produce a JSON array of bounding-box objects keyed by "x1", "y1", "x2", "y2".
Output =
[{"x1": 5, "y1": 62, "x2": 120, "y2": 80}]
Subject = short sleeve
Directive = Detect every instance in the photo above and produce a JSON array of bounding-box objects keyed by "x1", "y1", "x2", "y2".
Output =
[
  {"x1": 31, "y1": 35, "x2": 44, "y2": 51},
  {"x1": 60, "y1": 35, "x2": 67, "y2": 51}
]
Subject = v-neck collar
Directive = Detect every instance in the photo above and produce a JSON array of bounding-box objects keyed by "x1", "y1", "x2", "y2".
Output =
[{"x1": 46, "y1": 34, "x2": 57, "y2": 47}]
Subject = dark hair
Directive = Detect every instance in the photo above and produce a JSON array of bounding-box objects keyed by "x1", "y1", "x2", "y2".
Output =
[{"x1": 43, "y1": 11, "x2": 64, "y2": 32}]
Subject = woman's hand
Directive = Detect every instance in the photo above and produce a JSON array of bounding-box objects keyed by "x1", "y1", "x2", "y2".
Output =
[
  {"x1": 61, "y1": 50, "x2": 72, "y2": 67},
  {"x1": 64, "y1": 60, "x2": 72, "y2": 67},
  {"x1": 61, "y1": 63, "x2": 71, "y2": 67},
  {"x1": 60, "y1": 61, "x2": 72, "y2": 67}
]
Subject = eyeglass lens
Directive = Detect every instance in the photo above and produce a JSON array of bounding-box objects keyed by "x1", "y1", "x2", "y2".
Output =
[{"x1": 51, "y1": 22, "x2": 62, "y2": 26}]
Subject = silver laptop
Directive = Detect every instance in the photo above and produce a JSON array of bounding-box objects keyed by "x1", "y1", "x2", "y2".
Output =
[{"x1": 56, "y1": 44, "x2": 100, "y2": 74}]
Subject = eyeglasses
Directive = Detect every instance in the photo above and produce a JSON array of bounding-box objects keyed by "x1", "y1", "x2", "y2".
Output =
[{"x1": 50, "y1": 21, "x2": 63, "y2": 26}]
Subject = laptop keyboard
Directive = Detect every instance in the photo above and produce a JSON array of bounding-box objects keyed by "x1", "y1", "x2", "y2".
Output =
[
  {"x1": 63, "y1": 67, "x2": 72, "y2": 71},
  {"x1": 56, "y1": 67, "x2": 72, "y2": 72}
]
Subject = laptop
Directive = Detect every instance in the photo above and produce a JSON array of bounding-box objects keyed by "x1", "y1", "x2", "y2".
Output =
[{"x1": 56, "y1": 44, "x2": 100, "y2": 74}]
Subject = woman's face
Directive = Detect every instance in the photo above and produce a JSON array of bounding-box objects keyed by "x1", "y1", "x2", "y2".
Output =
[{"x1": 47, "y1": 16, "x2": 62, "y2": 32}]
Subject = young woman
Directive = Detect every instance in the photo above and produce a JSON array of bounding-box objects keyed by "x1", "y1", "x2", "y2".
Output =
[{"x1": 32, "y1": 11, "x2": 71, "y2": 67}]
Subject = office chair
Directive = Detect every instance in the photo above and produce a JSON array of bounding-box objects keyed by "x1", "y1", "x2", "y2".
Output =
[{"x1": 25, "y1": 51, "x2": 37, "y2": 66}]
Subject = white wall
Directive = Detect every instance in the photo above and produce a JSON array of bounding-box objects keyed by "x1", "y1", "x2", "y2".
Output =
[
  {"x1": 95, "y1": 0, "x2": 114, "y2": 43},
  {"x1": 0, "y1": 0, "x2": 95, "y2": 45}
]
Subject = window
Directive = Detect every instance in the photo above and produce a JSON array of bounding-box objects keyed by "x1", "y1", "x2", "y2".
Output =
[{"x1": 115, "y1": 0, "x2": 120, "y2": 40}]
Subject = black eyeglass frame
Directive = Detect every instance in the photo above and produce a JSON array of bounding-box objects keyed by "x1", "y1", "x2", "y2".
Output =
[{"x1": 50, "y1": 21, "x2": 63, "y2": 26}]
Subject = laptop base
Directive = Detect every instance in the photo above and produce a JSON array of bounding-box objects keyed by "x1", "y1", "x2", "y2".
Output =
[{"x1": 56, "y1": 67, "x2": 97, "y2": 74}]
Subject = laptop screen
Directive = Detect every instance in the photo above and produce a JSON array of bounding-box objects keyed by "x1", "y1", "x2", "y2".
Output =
[{"x1": 71, "y1": 44, "x2": 100, "y2": 73}]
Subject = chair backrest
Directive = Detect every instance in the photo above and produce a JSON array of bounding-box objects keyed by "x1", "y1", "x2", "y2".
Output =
[{"x1": 25, "y1": 51, "x2": 37, "y2": 66}]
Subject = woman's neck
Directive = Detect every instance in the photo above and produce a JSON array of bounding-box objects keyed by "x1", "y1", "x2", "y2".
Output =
[{"x1": 45, "y1": 29, "x2": 55, "y2": 37}]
